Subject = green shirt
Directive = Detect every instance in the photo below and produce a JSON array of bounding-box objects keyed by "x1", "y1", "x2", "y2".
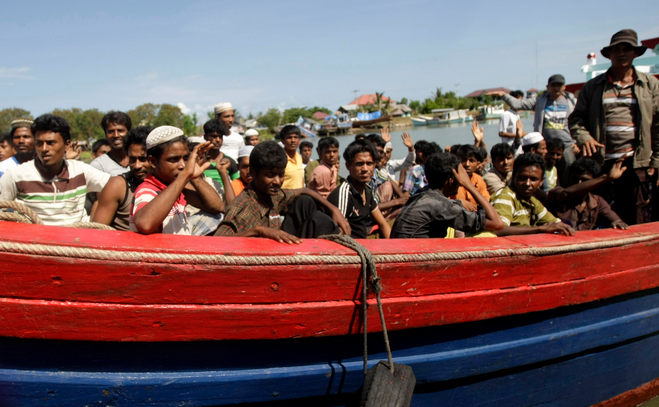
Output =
[
  {"x1": 491, "y1": 186, "x2": 559, "y2": 227},
  {"x1": 203, "y1": 157, "x2": 240, "y2": 189}
]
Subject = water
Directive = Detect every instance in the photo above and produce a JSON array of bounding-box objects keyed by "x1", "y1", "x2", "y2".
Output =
[{"x1": 305, "y1": 117, "x2": 535, "y2": 177}]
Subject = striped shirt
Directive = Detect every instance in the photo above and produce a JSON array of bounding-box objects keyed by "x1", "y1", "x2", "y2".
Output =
[
  {"x1": 327, "y1": 178, "x2": 377, "y2": 239},
  {"x1": 402, "y1": 164, "x2": 427, "y2": 195},
  {"x1": 131, "y1": 175, "x2": 191, "y2": 235},
  {"x1": 604, "y1": 74, "x2": 637, "y2": 159},
  {"x1": 0, "y1": 159, "x2": 110, "y2": 225},
  {"x1": 491, "y1": 186, "x2": 559, "y2": 227}
]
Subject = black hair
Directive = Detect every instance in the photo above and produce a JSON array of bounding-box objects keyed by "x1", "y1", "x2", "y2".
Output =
[
  {"x1": 299, "y1": 140, "x2": 313, "y2": 151},
  {"x1": 512, "y1": 153, "x2": 545, "y2": 179},
  {"x1": 125, "y1": 126, "x2": 152, "y2": 153},
  {"x1": 546, "y1": 138, "x2": 565, "y2": 151},
  {"x1": 147, "y1": 135, "x2": 188, "y2": 161},
  {"x1": 354, "y1": 133, "x2": 366, "y2": 141},
  {"x1": 522, "y1": 142, "x2": 542, "y2": 154},
  {"x1": 31, "y1": 114, "x2": 71, "y2": 142},
  {"x1": 479, "y1": 146, "x2": 488, "y2": 161},
  {"x1": 343, "y1": 139, "x2": 379, "y2": 164},
  {"x1": 419, "y1": 141, "x2": 441, "y2": 157},
  {"x1": 366, "y1": 133, "x2": 386, "y2": 149},
  {"x1": 92, "y1": 139, "x2": 109, "y2": 154},
  {"x1": 569, "y1": 158, "x2": 601, "y2": 178},
  {"x1": 317, "y1": 136, "x2": 339, "y2": 152},
  {"x1": 490, "y1": 143, "x2": 516, "y2": 160},
  {"x1": 3, "y1": 133, "x2": 13, "y2": 145},
  {"x1": 456, "y1": 144, "x2": 485, "y2": 162},
  {"x1": 279, "y1": 125, "x2": 301, "y2": 140},
  {"x1": 510, "y1": 90, "x2": 524, "y2": 98},
  {"x1": 425, "y1": 152, "x2": 460, "y2": 190},
  {"x1": 251, "y1": 141, "x2": 287, "y2": 174},
  {"x1": 203, "y1": 118, "x2": 229, "y2": 137},
  {"x1": 449, "y1": 144, "x2": 463, "y2": 154},
  {"x1": 414, "y1": 140, "x2": 429, "y2": 152},
  {"x1": 101, "y1": 111, "x2": 132, "y2": 132}
]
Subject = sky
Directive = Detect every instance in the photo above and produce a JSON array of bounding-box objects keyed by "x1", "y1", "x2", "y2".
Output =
[{"x1": 1, "y1": 0, "x2": 658, "y2": 121}]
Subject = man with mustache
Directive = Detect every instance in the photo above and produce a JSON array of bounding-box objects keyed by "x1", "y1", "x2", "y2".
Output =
[
  {"x1": 91, "y1": 111, "x2": 132, "y2": 176},
  {"x1": 0, "y1": 119, "x2": 35, "y2": 179}
]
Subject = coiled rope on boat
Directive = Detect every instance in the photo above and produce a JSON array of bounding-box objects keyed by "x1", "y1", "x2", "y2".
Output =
[{"x1": 0, "y1": 200, "x2": 115, "y2": 231}]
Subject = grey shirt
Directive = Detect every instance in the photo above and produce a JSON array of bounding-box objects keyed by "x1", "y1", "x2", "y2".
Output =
[
  {"x1": 391, "y1": 189, "x2": 486, "y2": 238},
  {"x1": 90, "y1": 153, "x2": 129, "y2": 176}
]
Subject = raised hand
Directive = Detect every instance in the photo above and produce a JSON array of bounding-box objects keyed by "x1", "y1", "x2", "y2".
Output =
[
  {"x1": 471, "y1": 120, "x2": 484, "y2": 145},
  {"x1": 607, "y1": 157, "x2": 627, "y2": 181},
  {"x1": 380, "y1": 127, "x2": 391, "y2": 143},
  {"x1": 66, "y1": 141, "x2": 82, "y2": 160},
  {"x1": 401, "y1": 132, "x2": 414, "y2": 149},
  {"x1": 452, "y1": 164, "x2": 473, "y2": 188},
  {"x1": 516, "y1": 120, "x2": 524, "y2": 138},
  {"x1": 186, "y1": 142, "x2": 212, "y2": 180}
]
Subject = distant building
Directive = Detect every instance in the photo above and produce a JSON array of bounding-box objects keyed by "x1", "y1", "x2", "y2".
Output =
[
  {"x1": 312, "y1": 111, "x2": 329, "y2": 121},
  {"x1": 390, "y1": 104, "x2": 412, "y2": 117},
  {"x1": 349, "y1": 94, "x2": 396, "y2": 106},
  {"x1": 337, "y1": 104, "x2": 360, "y2": 117},
  {"x1": 526, "y1": 88, "x2": 538, "y2": 98}
]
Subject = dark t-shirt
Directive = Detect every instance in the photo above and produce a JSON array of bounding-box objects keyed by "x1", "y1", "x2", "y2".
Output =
[{"x1": 327, "y1": 178, "x2": 377, "y2": 239}]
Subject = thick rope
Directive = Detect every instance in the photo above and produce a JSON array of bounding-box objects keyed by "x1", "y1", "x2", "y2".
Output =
[
  {"x1": 321, "y1": 234, "x2": 395, "y2": 375},
  {"x1": 63, "y1": 222, "x2": 116, "y2": 231},
  {"x1": 0, "y1": 233, "x2": 655, "y2": 266},
  {"x1": 0, "y1": 212, "x2": 32, "y2": 224},
  {"x1": 0, "y1": 200, "x2": 44, "y2": 225}
]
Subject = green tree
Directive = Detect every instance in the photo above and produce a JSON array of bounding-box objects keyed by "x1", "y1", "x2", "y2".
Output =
[
  {"x1": 258, "y1": 108, "x2": 282, "y2": 132},
  {"x1": 127, "y1": 103, "x2": 158, "y2": 127},
  {"x1": 408, "y1": 100, "x2": 421, "y2": 112},
  {"x1": 0, "y1": 108, "x2": 32, "y2": 133},
  {"x1": 307, "y1": 106, "x2": 332, "y2": 115},
  {"x1": 399, "y1": 97, "x2": 409, "y2": 106},
  {"x1": 282, "y1": 107, "x2": 312, "y2": 124}
]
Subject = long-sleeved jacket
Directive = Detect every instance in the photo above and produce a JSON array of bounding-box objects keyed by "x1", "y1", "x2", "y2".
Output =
[
  {"x1": 568, "y1": 68, "x2": 659, "y2": 169},
  {"x1": 502, "y1": 91, "x2": 577, "y2": 134}
]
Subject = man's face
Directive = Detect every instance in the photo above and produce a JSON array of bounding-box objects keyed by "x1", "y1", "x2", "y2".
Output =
[
  {"x1": 346, "y1": 151, "x2": 375, "y2": 184},
  {"x1": 609, "y1": 43, "x2": 636, "y2": 70},
  {"x1": 546, "y1": 83, "x2": 565, "y2": 99},
  {"x1": 493, "y1": 154, "x2": 514, "y2": 175},
  {"x1": 461, "y1": 156, "x2": 479, "y2": 177},
  {"x1": 282, "y1": 134, "x2": 300, "y2": 153},
  {"x1": 217, "y1": 110, "x2": 235, "y2": 128},
  {"x1": 150, "y1": 141, "x2": 188, "y2": 185},
  {"x1": 0, "y1": 140, "x2": 15, "y2": 161},
  {"x1": 384, "y1": 147, "x2": 392, "y2": 164},
  {"x1": 93, "y1": 144, "x2": 111, "y2": 159},
  {"x1": 12, "y1": 127, "x2": 35, "y2": 154},
  {"x1": 513, "y1": 165, "x2": 543, "y2": 200},
  {"x1": 251, "y1": 167, "x2": 285, "y2": 196},
  {"x1": 545, "y1": 147, "x2": 563, "y2": 167},
  {"x1": 300, "y1": 146, "x2": 313, "y2": 163},
  {"x1": 205, "y1": 132, "x2": 224, "y2": 151},
  {"x1": 568, "y1": 171, "x2": 594, "y2": 188},
  {"x1": 375, "y1": 146, "x2": 386, "y2": 169},
  {"x1": 35, "y1": 131, "x2": 69, "y2": 168},
  {"x1": 321, "y1": 146, "x2": 339, "y2": 166},
  {"x1": 415, "y1": 150, "x2": 424, "y2": 165},
  {"x1": 532, "y1": 140, "x2": 548, "y2": 159},
  {"x1": 105, "y1": 122, "x2": 128, "y2": 151},
  {"x1": 246, "y1": 135, "x2": 259, "y2": 146},
  {"x1": 238, "y1": 156, "x2": 253, "y2": 184},
  {"x1": 128, "y1": 144, "x2": 151, "y2": 182}
]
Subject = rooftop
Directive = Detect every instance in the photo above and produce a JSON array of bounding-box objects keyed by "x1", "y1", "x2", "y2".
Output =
[{"x1": 349, "y1": 94, "x2": 396, "y2": 106}]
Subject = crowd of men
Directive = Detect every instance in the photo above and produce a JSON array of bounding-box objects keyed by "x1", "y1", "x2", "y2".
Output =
[{"x1": 0, "y1": 29, "x2": 657, "y2": 243}]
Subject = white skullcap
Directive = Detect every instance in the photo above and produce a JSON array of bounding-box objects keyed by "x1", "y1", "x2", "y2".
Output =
[
  {"x1": 214, "y1": 102, "x2": 234, "y2": 114},
  {"x1": 522, "y1": 132, "x2": 545, "y2": 147},
  {"x1": 238, "y1": 145, "x2": 254, "y2": 159},
  {"x1": 187, "y1": 136, "x2": 205, "y2": 144},
  {"x1": 385, "y1": 142, "x2": 393, "y2": 150},
  {"x1": 11, "y1": 118, "x2": 33, "y2": 128},
  {"x1": 244, "y1": 129, "x2": 259, "y2": 137},
  {"x1": 146, "y1": 126, "x2": 185, "y2": 150}
]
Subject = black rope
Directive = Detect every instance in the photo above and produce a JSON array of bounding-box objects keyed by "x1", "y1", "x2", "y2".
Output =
[{"x1": 320, "y1": 234, "x2": 395, "y2": 374}]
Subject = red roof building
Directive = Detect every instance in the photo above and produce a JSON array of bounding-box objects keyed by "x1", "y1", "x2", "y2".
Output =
[
  {"x1": 312, "y1": 111, "x2": 329, "y2": 120},
  {"x1": 464, "y1": 87, "x2": 512, "y2": 98},
  {"x1": 349, "y1": 94, "x2": 396, "y2": 106}
]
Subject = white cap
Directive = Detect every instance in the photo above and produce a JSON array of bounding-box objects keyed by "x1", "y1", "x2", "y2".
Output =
[
  {"x1": 522, "y1": 132, "x2": 544, "y2": 146},
  {"x1": 146, "y1": 126, "x2": 185, "y2": 150},
  {"x1": 385, "y1": 142, "x2": 393, "y2": 150},
  {"x1": 245, "y1": 129, "x2": 259, "y2": 137},
  {"x1": 188, "y1": 136, "x2": 205, "y2": 144},
  {"x1": 238, "y1": 145, "x2": 254, "y2": 159},
  {"x1": 214, "y1": 102, "x2": 233, "y2": 114}
]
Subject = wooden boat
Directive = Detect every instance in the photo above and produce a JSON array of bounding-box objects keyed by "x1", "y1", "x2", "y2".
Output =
[
  {"x1": 419, "y1": 115, "x2": 439, "y2": 125},
  {"x1": 1, "y1": 221, "x2": 659, "y2": 406},
  {"x1": 411, "y1": 117, "x2": 428, "y2": 126},
  {"x1": 351, "y1": 115, "x2": 392, "y2": 128}
]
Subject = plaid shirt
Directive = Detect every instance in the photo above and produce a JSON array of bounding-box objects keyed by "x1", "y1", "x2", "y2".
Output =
[
  {"x1": 402, "y1": 164, "x2": 427, "y2": 195},
  {"x1": 215, "y1": 184, "x2": 297, "y2": 235}
]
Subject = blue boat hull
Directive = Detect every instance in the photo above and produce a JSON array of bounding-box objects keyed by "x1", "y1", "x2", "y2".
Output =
[{"x1": 2, "y1": 287, "x2": 659, "y2": 406}]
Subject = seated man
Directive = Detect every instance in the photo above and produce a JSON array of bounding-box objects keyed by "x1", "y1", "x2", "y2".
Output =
[
  {"x1": 366, "y1": 134, "x2": 409, "y2": 221},
  {"x1": 244, "y1": 129, "x2": 260, "y2": 146},
  {"x1": 379, "y1": 127, "x2": 415, "y2": 182},
  {"x1": 521, "y1": 132, "x2": 548, "y2": 158},
  {"x1": 328, "y1": 139, "x2": 392, "y2": 239},
  {"x1": 132, "y1": 126, "x2": 226, "y2": 235},
  {"x1": 0, "y1": 133, "x2": 15, "y2": 162},
  {"x1": 308, "y1": 137, "x2": 340, "y2": 198},
  {"x1": 92, "y1": 126, "x2": 152, "y2": 230},
  {"x1": 402, "y1": 140, "x2": 441, "y2": 195},
  {"x1": 203, "y1": 118, "x2": 240, "y2": 189},
  {"x1": 543, "y1": 138, "x2": 564, "y2": 191},
  {"x1": 450, "y1": 145, "x2": 490, "y2": 210},
  {"x1": 215, "y1": 141, "x2": 349, "y2": 243},
  {"x1": 279, "y1": 125, "x2": 304, "y2": 189},
  {"x1": 299, "y1": 140, "x2": 313, "y2": 169},
  {"x1": 546, "y1": 158, "x2": 628, "y2": 230},
  {"x1": 483, "y1": 143, "x2": 515, "y2": 195},
  {"x1": 491, "y1": 153, "x2": 574, "y2": 236},
  {"x1": 0, "y1": 114, "x2": 110, "y2": 225},
  {"x1": 231, "y1": 145, "x2": 254, "y2": 196},
  {"x1": 392, "y1": 153, "x2": 504, "y2": 238}
]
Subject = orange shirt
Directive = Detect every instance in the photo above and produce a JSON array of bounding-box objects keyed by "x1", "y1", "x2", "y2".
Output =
[
  {"x1": 451, "y1": 173, "x2": 490, "y2": 205},
  {"x1": 231, "y1": 178, "x2": 248, "y2": 196}
]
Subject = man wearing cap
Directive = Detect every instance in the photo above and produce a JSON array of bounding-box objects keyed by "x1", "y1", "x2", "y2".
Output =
[
  {"x1": 0, "y1": 115, "x2": 110, "y2": 225},
  {"x1": 570, "y1": 29, "x2": 659, "y2": 225},
  {"x1": 232, "y1": 145, "x2": 254, "y2": 196},
  {"x1": 214, "y1": 102, "x2": 245, "y2": 160},
  {"x1": 244, "y1": 129, "x2": 260, "y2": 146},
  {"x1": 0, "y1": 119, "x2": 35, "y2": 179},
  {"x1": 379, "y1": 128, "x2": 416, "y2": 182}
]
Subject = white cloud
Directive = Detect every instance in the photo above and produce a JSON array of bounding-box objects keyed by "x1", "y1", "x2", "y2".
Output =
[
  {"x1": 177, "y1": 102, "x2": 191, "y2": 115},
  {"x1": 0, "y1": 67, "x2": 33, "y2": 79}
]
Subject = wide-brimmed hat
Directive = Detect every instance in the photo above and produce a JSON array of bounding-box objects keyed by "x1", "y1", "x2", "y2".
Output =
[{"x1": 601, "y1": 29, "x2": 647, "y2": 59}]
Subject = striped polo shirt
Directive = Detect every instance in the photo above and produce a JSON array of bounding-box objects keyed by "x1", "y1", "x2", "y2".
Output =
[
  {"x1": 0, "y1": 159, "x2": 110, "y2": 225},
  {"x1": 491, "y1": 186, "x2": 559, "y2": 227},
  {"x1": 604, "y1": 74, "x2": 637, "y2": 159},
  {"x1": 130, "y1": 175, "x2": 191, "y2": 235}
]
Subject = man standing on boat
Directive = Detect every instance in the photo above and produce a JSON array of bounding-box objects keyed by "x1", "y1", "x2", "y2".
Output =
[
  {"x1": 569, "y1": 29, "x2": 659, "y2": 225},
  {"x1": 214, "y1": 102, "x2": 245, "y2": 160}
]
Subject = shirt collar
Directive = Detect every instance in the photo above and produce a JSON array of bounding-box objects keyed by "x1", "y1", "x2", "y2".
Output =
[
  {"x1": 35, "y1": 158, "x2": 69, "y2": 180},
  {"x1": 144, "y1": 175, "x2": 187, "y2": 208}
]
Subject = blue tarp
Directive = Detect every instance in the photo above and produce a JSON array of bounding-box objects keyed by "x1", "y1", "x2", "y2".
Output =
[{"x1": 356, "y1": 111, "x2": 382, "y2": 121}]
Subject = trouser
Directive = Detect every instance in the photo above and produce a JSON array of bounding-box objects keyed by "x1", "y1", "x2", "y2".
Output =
[
  {"x1": 556, "y1": 144, "x2": 576, "y2": 188},
  {"x1": 597, "y1": 157, "x2": 652, "y2": 225},
  {"x1": 281, "y1": 195, "x2": 340, "y2": 238}
]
